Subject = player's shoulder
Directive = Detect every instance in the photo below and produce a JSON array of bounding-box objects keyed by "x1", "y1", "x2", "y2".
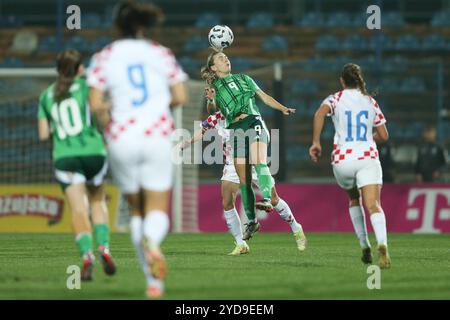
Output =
[
  {"x1": 145, "y1": 40, "x2": 175, "y2": 57},
  {"x1": 323, "y1": 90, "x2": 343, "y2": 105},
  {"x1": 40, "y1": 82, "x2": 55, "y2": 100}
]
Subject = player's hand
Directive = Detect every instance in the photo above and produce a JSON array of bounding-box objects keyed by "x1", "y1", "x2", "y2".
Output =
[
  {"x1": 309, "y1": 143, "x2": 322, "y2": 162},
  {"x1": 282, "y1": 107, "x2": 296, "y2": 115},
  {"x1": 205, "y1": 87, "x2": 216, "y2": 101}
]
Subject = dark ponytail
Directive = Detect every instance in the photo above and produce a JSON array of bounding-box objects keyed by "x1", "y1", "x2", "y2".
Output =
[
  {"x1": 54, "y1": 50, "x2": 82, "y2": 102},
  {"x1": 113, "y1": 0, "x2": 164, "y2": 38},
  {"x1": 341, "y1": 63, "x2": 377, "y2": 96}
]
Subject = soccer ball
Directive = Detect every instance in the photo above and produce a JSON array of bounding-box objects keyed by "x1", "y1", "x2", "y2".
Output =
[{"x1": 208, "y1": 25, "x2": 234, "y2": 51}]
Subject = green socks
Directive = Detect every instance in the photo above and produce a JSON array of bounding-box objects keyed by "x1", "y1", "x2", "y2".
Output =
[
  {"x1": 255, "y1": 164, "x2": 274, "y2": 200},
  {"x1": 239, "y1": 184, "x2": 256, "y2": 221},
  {"x1": 94, "y1": 224, "x2": 110, "y2": 248},
  {"x1": 76, "y1": 233, "x2": 93, "y2": 257}
]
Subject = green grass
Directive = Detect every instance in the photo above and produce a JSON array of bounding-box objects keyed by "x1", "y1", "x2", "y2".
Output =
[{"x1": 0, "y1": 233, "x2": 449, "y2": 299}]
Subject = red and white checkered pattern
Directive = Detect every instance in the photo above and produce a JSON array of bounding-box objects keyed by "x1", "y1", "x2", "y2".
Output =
[
  {"x1": 201, "y1": 111, "x2": 233, "y2": 165},
  {"x1": 106, "y1": 114, "x2": 174, "y2": 141}
]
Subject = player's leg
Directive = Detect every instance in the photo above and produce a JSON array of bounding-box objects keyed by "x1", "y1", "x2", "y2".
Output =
[
  {"x1": 345, "y1": 187, "x2": 372, "y2": 264},
  {"x1": 234, "y1": 159, "x2": 260, "y2": 240},
  {"x1": 88, "y1": 184, "x2": 116, "y2": 275},
  {"x1": 64, "y1": 183, "x2": 95, "y2": 281},
  {"x1": 358, "y1": 160, "x2": 390, "y2": 268},
  {"x1": 271, "y1": 187, "x2": 306, "y2": 251},
  {"x1": 250, "y1": 140, "x2": 274, "y2": 211},
  {"x1": 221, "y1": 178, "x2": 249, "y2": 255},
  {"x1": 361, "y1": 184, "x2": 390, "y2": 269}
]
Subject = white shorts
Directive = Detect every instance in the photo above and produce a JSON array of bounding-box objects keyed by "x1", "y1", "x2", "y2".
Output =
[
  {"x1": 333, "y1": 159, "x2": 383, "y2": 190},
  {"x1": 221, "y1": 164, "x2": 258, "y2": 185},
  {"x1": 107, "y1": 136, "x2": 173, "y2": 194}
]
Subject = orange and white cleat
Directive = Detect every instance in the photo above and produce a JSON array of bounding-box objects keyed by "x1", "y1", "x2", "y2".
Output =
[
  {"x1": 142, "y1": 238, "x2": 167, "y2": 280},
  {"x1": 146, "y1": 285, "x2": 164, "y2": 299}
]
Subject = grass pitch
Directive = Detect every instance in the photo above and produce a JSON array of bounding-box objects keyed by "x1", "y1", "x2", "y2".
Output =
[{"x1": 0, "y1": 232, "x2": 449, "y2": 299}]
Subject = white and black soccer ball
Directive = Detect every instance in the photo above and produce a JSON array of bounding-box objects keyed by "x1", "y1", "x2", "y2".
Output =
[{"x1": 208, "y1": 25, "x2": 234, "y2": 51}]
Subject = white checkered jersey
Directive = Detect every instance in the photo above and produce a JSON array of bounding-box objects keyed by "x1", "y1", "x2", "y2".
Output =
[
  {"x1": 201, "y1": 111, "x2": 233, "y2": 165},
  {"x1": 87, "y1": 39, "x2": 187, "y2": 129},
  {"x1": 322, "y1": 88, "x2": 387, "y2": 165}
]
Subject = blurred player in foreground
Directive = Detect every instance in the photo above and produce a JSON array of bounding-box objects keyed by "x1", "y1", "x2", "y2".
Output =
[
  {"x1": 87, "y1": 0, "x2": 187, "y2": 298},
  {"x1": 309, "y1": 63, "x2": 391, "y2": 269},
  {"x1": 38, "y1": 49, "x2": 116, "y2": 281}
]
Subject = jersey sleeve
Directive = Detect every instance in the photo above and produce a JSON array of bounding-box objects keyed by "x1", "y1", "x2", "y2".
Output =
[
  {"x1": 370, "y1": 97, "x2": 387, "y2": 127},
  {"x1": 86, "y1": 52, "x2": 107, "y2": 91},
  {"x1": 321, "y1": 92, "x2": 339, "y2": 116},
  {"x1": 161, "y1": 48, "x2": 188, "y2": 86},
  {"x1": 244, "y1": 74, "x2": 260, "y2": 92},
  {"x1": 37, "y1": 91, "x2": 48, "y2": 120}
]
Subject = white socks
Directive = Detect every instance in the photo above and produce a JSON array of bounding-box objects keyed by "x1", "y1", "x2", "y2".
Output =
[
  {"x1": 224, "y1": 208, "x2": 245, "y2": 245},
  {"x1": 370, "y1": 212, "x2": 388, "y2": 246},
  {"x1": 274, "y1": 198, "x2": 302, "y2": 233},
  {"x1": 130, "y1": 215, "x2": 164, "y2": 289},
  {"x1": 143, "y1": 210, "x2": 170, "y2": 247},
  {"x1": 349, "y1": 206, "x2": 370, "y2": 248}
]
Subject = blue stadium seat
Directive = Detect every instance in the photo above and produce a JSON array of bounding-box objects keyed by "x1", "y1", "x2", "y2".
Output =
[
  {"x1": 0, "y1": 15, "x2": 24, "y2": 27},
  {"x1": 246, "y1": 12, "x2": 274, "y2": 28},
  {"x1": 383, "y1": 12, "x2": 405, "y2": 27},
  {"x1": 230, "y1": 56, "x2": 252, "y2": 72},
  {"x1": 195, "y1": 13, "x2": 221, "y2": 28},
  {"x1": 368, "y1": 33, "x2": 394, "y2": 50},
  {"x1": 91, "y1": 36, "x2": 113, "y2": 51},
  {"x1": 422, "y1": 34, "x2": 447, "y2": 50},
  {"x1": 178, "y1": 56, "x2": 202, "y2": 75},
  {"x1": 261, "y1": 34, "x2": 288, "y2": 52},
  {"x1": 342, "y1": 34, "x2": 367, "y2": 50},
  {"x1": 288, "y1": 79, "x2": 318, "y2": 96},
  {"x1": 287, "y1": 146, "x2": 310, "y2": 162},
  {"x1": 326, "y1": 12, "x2": 354, "y2": 28},
  {"x1": 431, "y1": 11, "x2": 450, "y2": 27},
  {"x1": 303, "y1": 55, "x2": 332, "y2": 71},
  {"x1": 82, "y1": 13, "x2": 102, "y2": 29},
  {"x1": 285, "y1": 99, "x2": 306, "y2": 115},
  {"x1": 183, "y1": 35, "x2": 210, "y2": 53},
  {"x1": 65, "y1": 36, "x2": 90, "y2": 52},
  {"x1": 38, "y1": 35, "x2": 59, "y2": 52},
  {"x1": 382, "y1": 55, "x2": 408, "y2": 72},
  {"x1": 315, "y1": 35, "x2": 340, "y2": 51},
  {"x1": 0, "y1": 57, "x2": 24, "y2": 68},
  {"x1": 395, "y1": 34, "x2": 420, "y2": 50},
  {"x1": 296, "y1": 12, "x2": 324, "y2": 27},
  {"x1": 380, "y1": 78, "x2": 400, "y2": 93},
  {"x1": 400, "y1": 77, "x2": 426, "y2": 93}
]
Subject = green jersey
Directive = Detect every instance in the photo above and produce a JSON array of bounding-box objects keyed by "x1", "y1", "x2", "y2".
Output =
[
  {"x1": 212, "y1": 74, "x2": 262, "y2": 128},
  {"x1": 37, "y1": 77, "x2": 106, "y2": 161}
]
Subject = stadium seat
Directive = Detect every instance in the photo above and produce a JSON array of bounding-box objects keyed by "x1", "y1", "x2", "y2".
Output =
[
  {"x1": 246, "y1": 12, "x2": 274, "y2": 28},
  {"x1": 9, "y1": 31, "x2": 38, "y2": 55},
  {"x1": 303, "y1": 55, "x2": 332, "y2": 71},
  {"x1": 400, "y1": 77, "x2": 426, "y2": 93},
  {"x1": 383, "y1": 12, "x2": 405, "y2": 27},
  {"x1": 178, "y1": 56, "x2": 202, "y2": 75},
  {"x1": 326, "y1": 12, "x2": 354, "y2": 28},
  {"x1": 230, "y1": 56, "x2": 252, "y2": 72},
  {"x1": 288, "y1": 78, "x2": 319, "y2": 96},
  {"x1": 82, "y1": 13, "x2": 103, "y2": 29},
  {"x1": 38, "y1": 35, "x2": 59, "y2": 52},
  {"x1": 431, "y1": 11, "x2": 450, "y2": 27},
  {"x1": 342, "y1": 34, "x2": 367, "y2": 50},
  {"x1": 261, "y1": 34, "x2": 288, "y2": 52},
  {"x1": 183, "y1": 35, "x2": 210, "y2": 53},
  {"x1": 368, "y1": 33, "x2": 394, "y2": 50},
  {"x1": 0, "y1": 14, "x2": 24, "y2": 27},
  {"x1": 92, "y1": 36, "x2": 113, "y2": 51},
  {"x1": 383, "y1": 55, "x2": 408, "y2": 72},
  {"x1": 195, "y1": 13, "x2": 221, "y2": 28},
  {"x1": 315, "y1": 35, "x2": 340, "y2": 51},
  {"x1": 65, "y1": 36, "x2": 90, "y2": 52},
  {"x1": 296, "y1": 12, "x2": 324, "y2": 27},
  {"x1": 0, "y1": 57, "x2": 24, "y2": 68},
  {"x1": 380, "y1": 78, "x2": 401, "y2": 93},
  {"x1": 422, "y1": 34, "x2": 447, "y2": 50},
  {"x1": 395, "y1": 34, "x2": 420, "y2": 51}
]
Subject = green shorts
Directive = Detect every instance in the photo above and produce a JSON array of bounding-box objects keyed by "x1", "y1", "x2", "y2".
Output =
[
  {"x1": 228, "y1": 114, "x2": 270, "y2": 159},
  {"x1": 54, "y1": 155, "x2": 108, "y2": 191}
]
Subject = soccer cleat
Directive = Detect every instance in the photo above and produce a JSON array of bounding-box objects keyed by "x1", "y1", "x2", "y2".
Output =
[
  {"x1": 81, "y1": 252, "x2": 95, "y2": 281},
  {"x1": 293, "y1": 229, "x2": 307, "y2": 251},
  {"x1": 361, "y1": 247, "x2": 373, "y2": 264},
  {"x1": 142, "y1": 237, "x2": 167, "y2": 280},
  {"x1": 242, "y1": 221, "x2": 261, "y2": 241},
  {"x1": 255, "y1": 199, "x2": 273, "y2": 212},
  {"x1": 146, "y1": 285, "x2": 164, "y2": 299},
  {"x1": 377, "y1": 244, "x2": 391, "y2": 269},
  {"x1": 228, "y1": 242, "x2": 250, "y2": 256},
  {"x1": 98, "y1": 246, "x2": 116, "y2": 276}
]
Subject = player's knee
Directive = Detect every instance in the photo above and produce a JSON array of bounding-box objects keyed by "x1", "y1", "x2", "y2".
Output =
[
  {"x1": 222, "y1": 198, "x2": 235, "y2": 211},
  {"x1": 365, "y1": 200, "x2": 381, "y2": 214}
]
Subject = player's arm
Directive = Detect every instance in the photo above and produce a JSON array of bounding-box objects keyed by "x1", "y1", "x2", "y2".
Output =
[
  {"x1": 309, "y1": 103, "x2": 330, "y2": 162},
  {"x1": 205, "y1": 87, "x2": 217, "y2": 114},
  {"x1": 170, "y1": 82, "x2": 188, "y2": 108},
  {"x1": 180, "y1": 128, "x2": 204, "y2": 150},
  {"x1": 373, "y1": 124, "x2": 389, "y2": 143},
  {"x1": 38, "y1": 118, "x2": 50, "y2": 141},
  {"x1": 255, "y1": 89, "x2": 295, "y2": 115},
  {"x1": 89, "y1": 87, "x2": 110, "y2": 131}
]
